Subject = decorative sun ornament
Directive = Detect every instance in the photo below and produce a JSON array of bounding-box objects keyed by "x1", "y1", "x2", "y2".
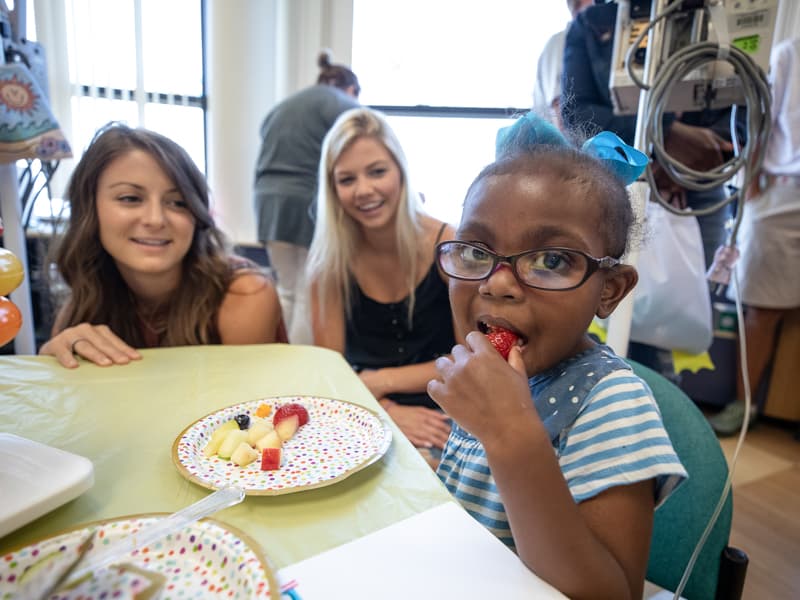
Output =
[
  {"x1": 0, "y1": 74, "x2": 38, "y2": 115},
  {"x1": 0, "y1": 63, "x2": 72, "y2": 163}
]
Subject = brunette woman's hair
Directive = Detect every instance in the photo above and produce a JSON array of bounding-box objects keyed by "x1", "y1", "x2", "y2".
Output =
[
  {"x1": 316, "y1": 49, "x2": 360, "y2": 97},
  {"x1": 50, "y1": 122, "x2": 236, "y2": 346}
]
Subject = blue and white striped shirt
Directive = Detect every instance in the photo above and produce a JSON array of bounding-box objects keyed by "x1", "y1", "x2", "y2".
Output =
[{"x1": 437, "y1": 346, "x2": 687, "y2": 550}]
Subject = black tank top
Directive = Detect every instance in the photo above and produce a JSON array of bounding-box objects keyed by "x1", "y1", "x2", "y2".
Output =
[{"x1": 344, "y1": 225, "x2": 455, "y2": 409}]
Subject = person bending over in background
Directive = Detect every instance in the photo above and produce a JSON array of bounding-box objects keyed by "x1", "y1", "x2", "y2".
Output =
[
  {"x1": 307, "y1": 107, "x2": 455, "y2": 453},
  {"x1": 254, "y1": 50, "x2": 360, "y2": 345},
  {"x1": 429, "y1": 114, "x2": 686, "y2": 598},
  {"x1": 40, "y1": 123, "x2": 285, "y2": 368}
]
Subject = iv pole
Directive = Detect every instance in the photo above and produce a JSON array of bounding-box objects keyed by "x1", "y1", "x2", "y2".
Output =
[
  {"x1": 0, "y1": 1, "x2": 36, "y2": 354},
  {"x1": 605, "y1": 0, "x2": 666, "y2": 357}
]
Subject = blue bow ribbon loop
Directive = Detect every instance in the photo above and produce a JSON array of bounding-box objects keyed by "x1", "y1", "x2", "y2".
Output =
[
  {"x1": 581, "y1": 131, "x2": 648, "y2": 186},
  {"x1": 495, "y1": 112, "x2": 569, "y2": 159}
]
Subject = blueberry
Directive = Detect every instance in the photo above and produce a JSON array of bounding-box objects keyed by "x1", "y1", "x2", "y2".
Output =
[{"x1": 234, "y1": 414, "x2": 250, "y2": 430}]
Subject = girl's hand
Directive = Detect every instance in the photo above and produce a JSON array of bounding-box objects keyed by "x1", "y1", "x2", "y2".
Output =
[
  {"x1": 428, "y1": 331, "x2": 532, "y2": 445},
  {"x1": 39, "y1": 324, "x2": 141, "y2": 369},
  {"x1": 379, "y1": 399, "x2": 451, "y2": 449}
]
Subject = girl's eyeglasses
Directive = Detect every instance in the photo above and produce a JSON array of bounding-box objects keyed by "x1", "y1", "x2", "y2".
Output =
[{"x1": 436, "y1": 240, "x2": 620, "y2": 291}]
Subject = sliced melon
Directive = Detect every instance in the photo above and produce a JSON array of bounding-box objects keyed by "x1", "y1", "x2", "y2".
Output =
[
  {"x1": 217, "y1": 429, "x2": 248, "y2": 460},
  {"x1": 246, "y1": 419, "x2": 274, "y2": 445},
  {"x1": 231, "y1": 441, "x2": 260, "y2": 467},
  {"x1": 202, "y1": 419, "x2": 239, "y2": 457}
]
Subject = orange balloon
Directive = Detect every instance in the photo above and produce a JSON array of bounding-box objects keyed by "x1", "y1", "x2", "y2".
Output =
[
  {"x1": 0, "y1": 296, "x2": 22, "y2": 346},
  {"x1": 0, "y1": 248, "x2": 24, "y2": 296}
]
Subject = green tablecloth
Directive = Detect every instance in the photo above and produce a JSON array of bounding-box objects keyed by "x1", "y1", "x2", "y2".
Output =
[{"x1": 0, "y1": 344, "x2": 453, "y2": 567}]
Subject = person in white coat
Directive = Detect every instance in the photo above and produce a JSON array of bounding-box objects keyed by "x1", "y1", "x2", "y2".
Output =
[{"x1": 532, "y1": 0, "x2": 593, "y2": 128}]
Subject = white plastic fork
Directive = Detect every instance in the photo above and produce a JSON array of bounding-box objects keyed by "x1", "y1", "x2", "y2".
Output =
[{"x1": 64, "y1": 486, "x2": 245, "y2": 585}]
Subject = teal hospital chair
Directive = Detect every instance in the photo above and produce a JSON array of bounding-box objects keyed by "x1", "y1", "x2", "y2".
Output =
[{"x1": 629, "y1": 361, "x2": 749, "y2": 600}]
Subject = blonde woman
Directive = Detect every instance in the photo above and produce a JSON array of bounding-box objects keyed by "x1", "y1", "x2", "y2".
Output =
[{"x1": 307, "y1": 107, "x2": 454, "y2": 451}]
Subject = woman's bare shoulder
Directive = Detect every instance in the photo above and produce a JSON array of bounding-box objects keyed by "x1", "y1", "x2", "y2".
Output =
[
  {"x1": 227, "y1": 269, "x2": 273, "y2": 295},
  {"x1": 419, "y1": 214, "x2": 457, "y2": 247},
  {"x1": 218, "y1": 271, "x2": 282, "y2": 344}
]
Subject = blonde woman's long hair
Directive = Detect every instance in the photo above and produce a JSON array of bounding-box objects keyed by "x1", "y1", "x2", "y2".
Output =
[{"x1": 306, "y1": 107, "x2": 423, "y2": 325}]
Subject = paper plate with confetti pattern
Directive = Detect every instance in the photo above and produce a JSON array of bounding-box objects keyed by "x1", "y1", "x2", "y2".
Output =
[
  {"x1": 172, "y1": 396, "x2": 393, "y2": 496},
  {"x1": 0, "y1": 515, "x2": 278, "y2": 599}
]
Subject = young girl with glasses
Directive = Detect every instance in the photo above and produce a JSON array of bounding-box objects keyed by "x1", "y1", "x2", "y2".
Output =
[
  {"x1": 306, "y1": 107, "x2": 455, "y2": 453},
  {"x1": 428, "y1": 115, "x2": 687, "y2": 598}
]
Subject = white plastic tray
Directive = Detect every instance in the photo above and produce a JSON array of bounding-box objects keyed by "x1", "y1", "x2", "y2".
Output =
[{"x1": 0, "y1": 433, "x2": 94, "y2": 538}]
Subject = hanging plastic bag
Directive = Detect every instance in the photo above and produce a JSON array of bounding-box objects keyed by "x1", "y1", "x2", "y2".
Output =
[{"x1": 629, "y1": 201, "x2": 713, "y2": 354}]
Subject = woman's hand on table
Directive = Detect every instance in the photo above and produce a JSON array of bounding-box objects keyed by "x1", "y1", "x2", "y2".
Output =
[
  {"x1": 379, "y1": 399, "x2": 451, "y2": 450},
  {"x1": 39, "y1": 324, "x2": 141, "y2": 368}
]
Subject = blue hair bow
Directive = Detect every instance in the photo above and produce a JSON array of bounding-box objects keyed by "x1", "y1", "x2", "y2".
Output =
[
  {"x1": 581, "y1": 131, "x2": 648, "y2": 186},
  {"x1": 495, "y1": 111, "x2": 568, "y2": 159},
  {"x1": 494, "y1": 112, "x2": 648, "y2": 187}
]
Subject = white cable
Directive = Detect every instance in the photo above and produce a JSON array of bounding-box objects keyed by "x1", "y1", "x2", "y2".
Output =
[
  {"x1": 672, "y1": 268, "x2": 751, "y2": 600},
  {"x1": 643, "y1": 41, "x2": 770, "y2": 248}
]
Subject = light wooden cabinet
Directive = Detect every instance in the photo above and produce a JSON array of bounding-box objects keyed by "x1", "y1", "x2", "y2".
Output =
[{"x1": 764, "y1": 308, "x2": 800, "y2": 422}]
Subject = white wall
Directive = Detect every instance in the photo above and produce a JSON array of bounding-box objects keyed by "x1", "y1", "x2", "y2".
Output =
[{"x1": 204, "y1": 0, "x2": 279, "y2": 245}]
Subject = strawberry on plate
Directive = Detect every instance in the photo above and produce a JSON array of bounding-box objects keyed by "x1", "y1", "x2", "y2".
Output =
[
  {"x1": 485, "y1": 326, "x2": 519, "y2": 360},
  {"x1": 273, "y1": 403, "x2": 310, "y2": 427}
]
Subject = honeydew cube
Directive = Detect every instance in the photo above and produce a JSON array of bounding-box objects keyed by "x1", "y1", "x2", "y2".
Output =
[
  {"x1": 202, "y1": 420, "x2": 239, "y2": 457},
  {"x1": 231, "y1": 441, "x2": 260, "y2": 467},
  {"x1": 246, "y1": 419, "x2": 274, "y2": 445},
  {"x1": 217, "y1": 429, "x2": 248, "y2": 460},
  {"x1": 255, "y1": 430, "x2": 282, "y2": 452}
]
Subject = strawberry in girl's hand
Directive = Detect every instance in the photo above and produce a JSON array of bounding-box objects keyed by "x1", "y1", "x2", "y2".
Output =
[{"x1": 486, "y1": 326, "x2": 519, "y2": 360}]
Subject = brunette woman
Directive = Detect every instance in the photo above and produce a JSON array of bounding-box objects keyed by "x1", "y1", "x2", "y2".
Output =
[{"x1": 41, "y1": 123, "x2": 285, "y2": 368}]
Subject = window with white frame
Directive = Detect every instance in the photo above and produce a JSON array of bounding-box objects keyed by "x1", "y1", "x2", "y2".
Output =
[
  {"x1": 351, "y1": 0, "x2": 571, "y2": 226},
  {"x1": 64, "y1": 0, "x2": 205, "y2": 171},
  {"x1": 15, "y1": 0, "x2": 204, "y2": 227}
]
